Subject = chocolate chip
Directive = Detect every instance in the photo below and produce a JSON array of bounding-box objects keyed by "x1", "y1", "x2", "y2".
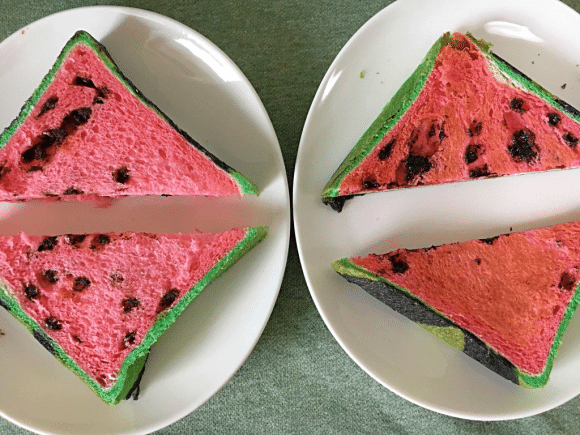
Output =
[
  {"x1": 428, "y1": 123, "x2": 436, "y2": 138},
  {"x1": 63, "y1": 187, "x2": 84, "y2": 195},
  {"x1": 479, "y1": 236, "x2": 499, "y2": 245},
  {"x1": 42, "y1": 269, "x2": 59, "y2": 284},
  {"x1": 74, "y1": 77, "x2": 109, "y2": 105},
  {"x1": 123, "y1": 331, "x2": 137, "y2": 348},
  {"x1": 39, "y1": 128, "x2": 67, "y2": 148},
  {"x1": 389, "y1": 255, "x2": 409, "y2": 274},
  {"x1": 113, "y1": 166, "x2": 130, "y2": 184},
  {"x1": 438, "y1": 122, "x2": 447, "y2": 141},
  {"x1": 21, "y1": 144, "x2": 46, "y2": 164},
  {"x1": 60, "y1": 107, "x2": 92, "y2": 134},
  {"x1": 563, "y1": 132, "x2": 579, "y2": 148},
  {"x1": 362, "y1": 178, "x2": 380, "y2": 190},
  {"x1": 547, "y1": 112, "x2": 561, "y2": 127},
  {"x1": 96, "y1": 86, "x2": 109, "y2": 100},
  {"x1": 21, "y1": 129, "x2": 67, "y2": 166},
  {"x1": 92, "y1": 87, "x2": 110, "y2": 105},
  {"x1": 378, "y1": 139, "x2": 396, "y2": 160},
  {"x1": 559, "y1": 272, "x2": 576, "y2": 291},
  {"x1": 464, "y1": 144, "x2": 482, "y2": 164},
  {"x1": 73, "y1": 76, "x2": 97, "y2": 88},
  {"x1": 38, "y1": 236, "x2": 58, "y2": 252},
  {"x1": 427, "y1": 122, "x2": 447, "y2": 141},
  {"x1": 90, "y1": 234, "x2": 111, "y2": 250},
  {"x1": 122, "y1": 297, "x2": 140, "y2": 313},
  {"x1": 24, "y1": 283, "x2": 40, "y2": 300},
  {"x1": 66, "y1": 234, "x2": 86, "y2": 246},
  {"x1": 157, "y1": 289, "x2": 179, "y2": 312},
  {"x1": 508, "y1": 129, "x2": 538, "y2": 164},
  {"x1": 469, "y1": 164, "x2": 491, "y2": 179},
  {"x1": 72, "y1": 276, "x2": 91, "y2": 292},
  {"x1": 405, "y1": 154, "x2": 432, "y2": 182},
  {"x1": 468, "y1": 120, "x2": 482, "y2": 137},
  {"x1": 35, "y1": 96, "x2": 59, "y2": 119},
  {"x1": 510, "y1": 98, "x2": 526, "y2": 113},
  {"x1": 45, "y1": 316, "x2": 63, "y2": 331},
  {"x1": 97, "y1": 234, "x2": 110, "y2": 245}
]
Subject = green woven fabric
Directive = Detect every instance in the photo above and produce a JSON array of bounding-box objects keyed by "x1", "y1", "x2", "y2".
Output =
[{"x1": 2, "y1": 1, "x2": 580, "y2": 433}]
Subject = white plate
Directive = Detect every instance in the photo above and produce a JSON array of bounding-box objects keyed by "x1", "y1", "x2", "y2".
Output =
[
  {"x1": 0, "y1": 6, "x2": 290, "y2": 435},
  {"x1": 294, "y1": 0, "x2": 580, "y2": 421}
]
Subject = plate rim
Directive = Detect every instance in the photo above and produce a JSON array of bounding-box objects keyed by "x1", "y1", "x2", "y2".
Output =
[
  {"x1": 0, "y1": 5, "x2": 290, "y2": 434},
  {"x1": 293, "y1": 0, "x2": 580, "y2": 421}
]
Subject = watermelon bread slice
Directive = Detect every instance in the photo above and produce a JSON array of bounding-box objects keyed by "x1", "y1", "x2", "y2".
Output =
[
  {"x1": 332, "y1": 221, "x2": 580, "y2": 388},
  {"x1": 322, "y1": 32, "x2": 580, "y2": 211},
  {"x1": 0, "y1": 30, "x2": 259, "y2": 202},
  {"x1": 0, "y1": 227, "x2": 267, "y2": 405}
]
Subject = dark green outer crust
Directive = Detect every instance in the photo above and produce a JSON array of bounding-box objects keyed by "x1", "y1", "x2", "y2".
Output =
[
  {"x1": 0, "y1": 30, "x2": 259, "y2": 196},
  {"x1": 321, "y1": 32, "x2": 580, "y2": 212},
  {"x1": 332, "y1": 258, "x2": 580, "y2": 388},
  {"x1": 0, "y1": 226, "x2": 268, "y2": 405}
]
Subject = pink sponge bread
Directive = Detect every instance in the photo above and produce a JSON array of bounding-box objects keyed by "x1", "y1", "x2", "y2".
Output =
[
  {"x1": 0, "y1": 30, "x2": 259, "y2": 202},
  {"x1": 322, "y1": 32, "x2": 580, "y2": 211},
  {"x1": 0, "y1": 227, "x2": 267, "y2": 405},
  {"x1": 332, "y1": 221, "x2": 580, "y2": 388}
]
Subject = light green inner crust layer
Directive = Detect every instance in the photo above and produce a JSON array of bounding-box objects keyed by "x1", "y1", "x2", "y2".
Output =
[
  {"x1": 0, "y1": 226, "x2": 268, "y2": 405},
  {"x1": 418, "y1": 324, "x2": 465, "y2": 350},
  {"x1": 332, "y1": 257, "x2": 580, "y2": 388},
  {"x1": 231, "y1": 171, "x2": 260, "y2": 196},
  {"x1": 321, "y1": 32, "x2": 580, "y2": 200},
  {"x1": 0, "y1": 30, "x2": 259, "y2": 196}
]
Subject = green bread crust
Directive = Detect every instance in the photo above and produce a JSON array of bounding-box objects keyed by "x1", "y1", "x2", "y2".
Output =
[
  {"x1": 418, "y1": 324, "x2": 465, "y2": 351},
  {"x1": 332, "y1": 257, "x2": 580, "y2": 388},
  {"x1": 321, "y1": 34, "x2": 445, "y2": 201},
  {"x1": 0, "y1": 30, "x2": 259, "y2": 196},
  {"x1": 0, "y1": 226, "x2": 268, "y2": 405},
  {"x1": 321, "y1": 32, "x2": 580, "y2": 203}
]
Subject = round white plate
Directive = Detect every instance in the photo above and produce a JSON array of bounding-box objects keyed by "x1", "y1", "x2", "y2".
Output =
[
  {"x1": 0, "y1": 6, "x2": 290, "y2": 435},
  {"x1": 294, "y1": 0, "x2": 580, "y2": 421}
]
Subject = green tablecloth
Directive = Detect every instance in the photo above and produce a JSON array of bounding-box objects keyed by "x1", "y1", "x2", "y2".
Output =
[{"x1": 2, "y1": 1, "x2": 580, "y2": 433}]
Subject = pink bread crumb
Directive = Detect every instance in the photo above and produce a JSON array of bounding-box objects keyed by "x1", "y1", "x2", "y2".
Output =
[
  {"x1": 0, "y1": 42, "x2": 242, "y2": 201},
  {"x1": 0, "y1": 230, "x2": 246, "y2": 388},
  {"x1": 338, "y1": 33, "x2": 580, "y2": 196},
  {"x1": 351, "y1": 221, "x2": 580, "y2": 376}
]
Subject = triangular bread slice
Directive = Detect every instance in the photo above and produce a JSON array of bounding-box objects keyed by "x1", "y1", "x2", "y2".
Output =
[
  {"x1": 0, "y1": 227, "x2": 267, "y2": 405},
  {"x1": 332, "y1": 221, "x2": 580, "y2": 388},
  {"x1": 0, "y1": 30, "x2": 259, "y2": 202},
  {"x1": 322, "y1": 32, "x2": 580, "y2": 211}
]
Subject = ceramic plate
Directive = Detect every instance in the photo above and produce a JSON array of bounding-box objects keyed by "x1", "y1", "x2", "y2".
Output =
[
  {"x1": 0, "y1": 6, "x2": 290, "y2": 434},
  {"x1": 294, "y1": 0, "x2": 580, "y2": 421}
]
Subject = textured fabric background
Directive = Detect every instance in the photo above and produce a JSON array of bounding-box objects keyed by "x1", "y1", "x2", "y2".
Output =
[{"x1": 2, "y1": 1, "x2": 580, "y2": 434}]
